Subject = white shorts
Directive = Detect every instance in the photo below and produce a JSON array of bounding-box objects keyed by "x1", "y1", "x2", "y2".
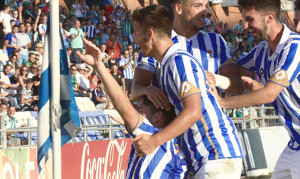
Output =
[
  {"x1": 190, "y1": 158, "x2": 242, "y2": 179},
  {"x1": 272, "y1": 145, "x2": 300, "y2": 179}
]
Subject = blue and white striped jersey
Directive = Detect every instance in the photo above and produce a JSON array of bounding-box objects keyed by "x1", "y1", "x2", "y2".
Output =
[
  {"x1": 82, "y1": 25, "x2": 97, "y2": 39},
  {"x1": 160, "y1": 43, "x2": 242, "y2": 174},
  {"x1": 137, "y1": 30, "x2": 234, "y2": 75},
  {"x1": 119, "y1": 57, "x2": 134, "y2": 79},
  {"x1": 126, "y1": 115, "x2": 188, "y2": 179},
  {"x1": 238, "y1": 25, "x2": 300, "y2": 150}
]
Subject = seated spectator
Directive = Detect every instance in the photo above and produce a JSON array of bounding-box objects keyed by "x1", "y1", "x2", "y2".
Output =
[
  {"x1": 32, "y1": 65, "x2": 41, "y2": 96},
  {"x1": 28, "y1": 63, "x2": 38, "y2": 78},
  {"x1": 76, "y1": 63, "x2": 93, "y2": 93},
  {"x1": 5, "y1": 106, "x2": 22, "y2": 147},
  {"x1": 0, "y1": 103, "x2": 8, "y2": 113},
  {"x1": 18, "y1": 78, "x2": 38, "y2": 111},
  {"x1": 6, "y1": 54, "x2": 20, "y2": 77},
  {"x1": 22, "y1": 53, "x2": 36, "y2": 67},
  {"x1": 17, "y1": 65, "x2": 29, "y2": 88},
  {"x1": 88, "y1": 70, "x2": 99, "y2": 90},
  {"x1": 0, "y1": 64, "x2": 19, "y2": 108},
  {"x1": 110, "y1": 63, "x2": 125, "y2": 93},
  {"x1": 34, "y1": 43, "x2": 44, "y2": 64},
  {"x1": 92, "y1": 80, "x2": 112, "y2": 110},
  {"x1": 70, "y1": 64, "x2": 88, "y2": 97}
]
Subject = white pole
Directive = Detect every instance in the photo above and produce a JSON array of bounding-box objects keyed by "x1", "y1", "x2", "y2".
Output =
[{"x1": 50, "y1": 0, "x2": 61, "y2": 178}]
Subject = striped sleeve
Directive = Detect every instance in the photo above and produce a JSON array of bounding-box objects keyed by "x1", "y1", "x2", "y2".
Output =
[
  {"x1": 270, "y1": 42, "x2": 300, "y2": 86},
  {"x1": 237, "y1": 45, "x2": 260, "y2": 71},
  {"x1": 136, "y1": 51, "x2": 157, "y2": 72},
  {"x1": 167, "y1": 54, "x2": 202, "y2": 100}
]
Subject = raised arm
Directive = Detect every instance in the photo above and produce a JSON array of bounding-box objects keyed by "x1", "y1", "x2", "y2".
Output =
[{"x1": 77, "y1": 39, "x2": 139, "y2": 130}]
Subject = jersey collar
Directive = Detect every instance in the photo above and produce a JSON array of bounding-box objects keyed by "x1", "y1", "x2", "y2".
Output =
[
  {"x1": 161, "y1": 43, "x2": 181, "y2": 65},
  {"x1": 274, "y1": 24, "x2": 291, "y2": 54}
]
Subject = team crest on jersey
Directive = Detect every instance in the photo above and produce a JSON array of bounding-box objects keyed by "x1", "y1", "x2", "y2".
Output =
[
  {"x1": 259, "y1": 68, "x2": 264, "y2": 76},
  {"x1": 207, "y1": 49, "x2": 214, "y2": 59}
]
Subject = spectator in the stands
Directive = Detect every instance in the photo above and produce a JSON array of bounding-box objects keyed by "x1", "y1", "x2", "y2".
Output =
[
  {"x1": 32, "y1": 65, "x2": 41, "y2": 96},
  {"x1": 110, "y1": 63, "x2": 125, "y2": 94},
  {"x1": 232, "y1": 19, "x2": 244, "y2": 32},
  {"x1": 100, "y1": 43, "x2": 115, "y2": 65},
  {"x1": 0, "y1": 64, "x2": 19, "y2": 97},
  {"x1": 18, "y1": 78, "x2": 38, "y2": 111},
  {"x1": 119, "y1": 49, "x2": 136, "y2": 96},
  {"x1": 70, "y1": 20, "x2": 84, "y2": 64},
  {"x1": 121, "y1": 11, "x2": 132, "y2": 37},
  {"x1": 28, "y1": 63, "x2": 38, "y2": 78},
  {"x1": 104, "y1": 12, "x2": 116, "y2": 30},
  {"x1": 107, "y1": 33, "x2": 123, "y2": 59},
  {"x1": 16, "y1": 23, "x2": 31, "y2": 65},
  {"x1": 81, "y1": 0, "x2": 89, "y2": 19},
  {"x1": 103, "y1": 0, "x2": 114, "y2": 18},
  {"x1": 76, "y1": 63, "x2": 92, "y2": 94},
  {"x1": 23, "y1": 53, "x2": 36, "y2": 67},
  {"x1": 0, "y1": 103, "x2": 8, "y2": 113},
  {"x1": 7, "y1": 54, "x2": 20, "y2": 77},
  {"x1": 101, "y1": 27, "x2": 111, "y2": 44},
  {"x1": 34, "y1": 43, "x2": 44, "y2": 64},
  {"x1": 4, "y1": 25, "x2": 19, "y2": 57},
  {"x1": 6, "y1": 106, "x2": 21, "y2": 147},
  {"x1": 72, "y1": 0, "x2": 82, "y2": 18},
  {"x1": 0, "y1": 5, "x2": 12, "y2": 34},
  {"x1": 11, "y1": 9, "x2": 20, "y2": 26},
  {"x1": 70, "y1": 64, "x2": 88, "y2": 97},
  {"x1": 92, "y1": 80, "x2": 112, "y2": 110},
  {"x1": 82, "y1": 18, "x2": 97, "y2": 40},
  {"x1": 17, "y1": 65, "x2": 29, "y2": 88},
  {"x1": 89, "y1": 4, "x2": 98, "y2": 25},
  {"x1": 38, "y1": 15, "x2": 47, "y2": 43}
]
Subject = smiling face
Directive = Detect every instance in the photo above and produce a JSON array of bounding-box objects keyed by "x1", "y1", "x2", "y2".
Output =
[
  {"x1": 242, "y1": 6, "x2": 268, "y2": 40},
  {"x1": 294, "y1": 9, "x2": 300, "y2": 34},
  {"x1": 179, "y1": 0, "x2": 208, "y2": 31},
  {"x1": 132, "y1": 22, "x2": 151, "y2": 57}
]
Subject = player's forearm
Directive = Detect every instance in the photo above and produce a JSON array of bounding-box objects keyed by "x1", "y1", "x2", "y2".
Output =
[
  {"x1": 219, "y1": 84, "x2": 280, "y2": 109},
  {"x1": 220, "y1": 64, "x2": 244, "y2": 94},
  {"x1": 131, "y1": 69, "x2": 153, "y2": 100},
  {"x1": 93, "y1": 62, "x2": 137, "y2": 128},
  {"x1": 152, "y1": 100, "x2": 202, "y2": 146}
]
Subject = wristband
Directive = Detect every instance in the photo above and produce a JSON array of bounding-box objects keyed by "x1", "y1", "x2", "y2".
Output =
[{"x1": 214, "y1": 74, "x2": 230, "y2": 90}]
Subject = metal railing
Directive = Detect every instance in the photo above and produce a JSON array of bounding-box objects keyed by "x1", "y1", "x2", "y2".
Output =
[
  {"x1": 0, "y1": 112, "x2": 127, "y2": 149},
  {"x1": 229, "y1": 106, "x2": 280, "y2": 129}
]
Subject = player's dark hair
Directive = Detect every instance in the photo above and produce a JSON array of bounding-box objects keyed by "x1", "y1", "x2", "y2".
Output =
[
  {"x1": 131, "y1": 5, "x2": 173, "y2": 38},
  {"x1": 238, "y1": 0, "x2": 280, "y2": 21},
  {"x1": 141, "y1": 96, "x2": 176, "y2": 127},
  {"x1": 295, "y1": 0, "x2": 300, "y2": 11}
]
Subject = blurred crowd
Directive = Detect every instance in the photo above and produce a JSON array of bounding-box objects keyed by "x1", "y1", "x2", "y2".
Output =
[{"x1": 0, "y1": 0, "x2": 274, "y2": 146}]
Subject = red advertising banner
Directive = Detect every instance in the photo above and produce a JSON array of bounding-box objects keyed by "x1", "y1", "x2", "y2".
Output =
[{"x1": 62, "y1": 139, "x2": 132, "y2": 179}]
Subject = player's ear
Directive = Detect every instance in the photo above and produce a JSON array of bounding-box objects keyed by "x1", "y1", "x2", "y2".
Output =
[
  {"x1": 266, "y1": 12, "x2": 275, "y2": 24},
  {"x1": 153, "y1": 111, "x2": 163, "y2": 123},
  {"x1": 175, "y1": 3, "x2": 182, "y2": 15},
  {"x1": 147, "y1": 29, "x2": 154, "y2": 40}
]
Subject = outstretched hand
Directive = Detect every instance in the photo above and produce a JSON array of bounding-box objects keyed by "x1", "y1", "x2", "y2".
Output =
[
  {"x1": 241, "y1": 76, "x2": 264, "y2": 91},
  {"x1": 76, "y1": 38, "x2": 103, "y2": 66}
]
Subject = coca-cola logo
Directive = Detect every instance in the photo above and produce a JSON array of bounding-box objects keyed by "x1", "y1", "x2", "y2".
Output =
[{"x1": 80, "y1": 140, "x2": 128, "y2": 179}]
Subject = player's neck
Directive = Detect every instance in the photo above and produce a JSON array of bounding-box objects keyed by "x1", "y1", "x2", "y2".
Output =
[
  {"x1": 152, "y1": 38, "x2": 173, "y2": 63},
  {"x1": 266, "y1": 23, "x2": 284, "y2": 54},
  {"x1": 173, "y1": 18, "x2": 198, "y2": 38}
]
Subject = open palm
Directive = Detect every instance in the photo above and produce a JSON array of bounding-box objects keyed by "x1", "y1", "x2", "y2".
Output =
[{"x1": 76, "y1": 38, "x2": 103, "y2": 66}]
